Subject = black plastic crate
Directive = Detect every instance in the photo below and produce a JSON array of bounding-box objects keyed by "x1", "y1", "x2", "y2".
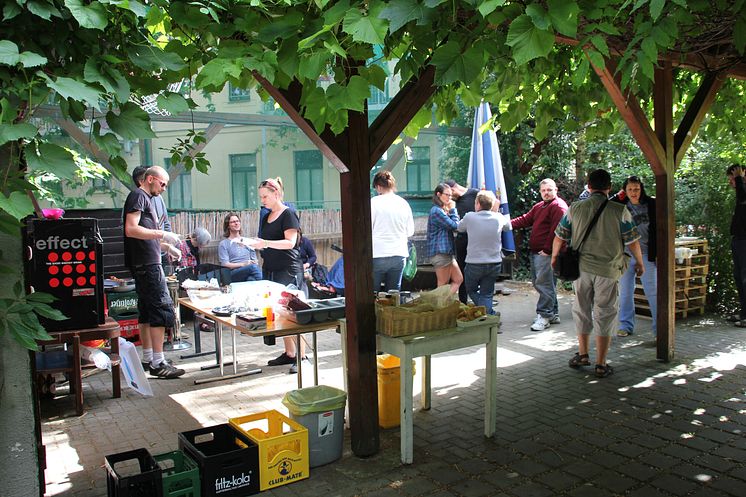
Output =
[
  {"x1": 178, "y1": 424, "x2": 259, "y2": 497},
  {"x1": 105, "y1": 448, "x2": 163, "y2": 497}
]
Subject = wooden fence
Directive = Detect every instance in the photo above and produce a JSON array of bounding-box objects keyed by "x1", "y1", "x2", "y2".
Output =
[{"x1": 171, "y1": 209, "x2": 428, "y2": 268}]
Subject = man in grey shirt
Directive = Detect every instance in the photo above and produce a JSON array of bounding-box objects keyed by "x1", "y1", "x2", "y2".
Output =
[{"x1": 457, "y1": 190, "x2": 511, "y2": 315}]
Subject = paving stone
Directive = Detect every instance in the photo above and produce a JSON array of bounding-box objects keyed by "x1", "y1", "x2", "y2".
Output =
[
  {"x1": 589, "y1": 472, "x2": 638, "y2": 493},
  {"x1": 650, "y1": 474, "x2": 700, "y2": 495},
  {"x1": 709, "y1": 475, "x2": 746, "y2": 496}
]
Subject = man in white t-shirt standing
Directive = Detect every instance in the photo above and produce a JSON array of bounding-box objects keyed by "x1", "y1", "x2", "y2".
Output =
[{"x1": 371, "y1": 171, "x2": 414, "y2": 292}]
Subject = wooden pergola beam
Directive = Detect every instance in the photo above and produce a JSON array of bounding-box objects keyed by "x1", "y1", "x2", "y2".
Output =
[
  {"x1": 369, "y1": 65, "x2": 436, "y2": 170},
  {"x1": 54, "y1": 118, "x2": 132, "y2": 191},
  {"x1": 674, "y1": 72, "x2": 725, "y2": 166},
  {"x1": 251, "y1": 73, "x2": 349, "y2": 173},
  {"x1": 585, "y1": 54, "x2": 667, "y2": 175}
]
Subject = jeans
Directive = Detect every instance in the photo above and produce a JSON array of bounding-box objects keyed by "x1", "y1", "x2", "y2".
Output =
[
  {"x1": 230, "y1": 264, "x2": 262, "y2": 282},
  {"x1": 464, "y1": 262, "x2": 502, "y2": 315},
  {"x1": 618, "y1": 254, "x2": 657, "y2": 336},
  {"x1": 531, "y1": 253, "x2": 558, "y2": 318},
  {"x1": 732, "y1": 238, "x2": 746, "y2": 318},
  {"x1": 372, "y1": 256, "x2": 406, "y2": 292}
]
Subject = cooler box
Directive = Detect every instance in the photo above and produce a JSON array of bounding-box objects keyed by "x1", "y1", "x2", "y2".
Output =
[
  {"x1": 282, "y1": 385, "x2": 346, "y2": 467},
  {"x1": 24, "y1": 218, "x2": 105, "y2": 331},
  {"x1": 178, "y1": 424, "x2": 259, "y2": 497},
  {"x1": 229, "y1": 410, "x2": 309, "y2": 491}
]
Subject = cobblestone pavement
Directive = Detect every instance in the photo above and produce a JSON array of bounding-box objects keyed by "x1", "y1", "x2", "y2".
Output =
[{"x1": 41, "y1": 282, "x2": 746, "y2": 496}]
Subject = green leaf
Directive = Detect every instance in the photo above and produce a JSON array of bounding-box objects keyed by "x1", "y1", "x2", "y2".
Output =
[
  {"x1": 19, "y1": 51, "x2": 47, "y2": 67},
  {"x1": 30, "y1": 303, "x2": 67, "y2": 321},
  {"x1": 586, "y1": 49, "x2": 606, "y2": 70},
  {"x1": 0, "y1": 41, "x2": 20, "y2": 66},
  {"x1": 0, "y1": 191, "x2": 34, "y2": 220},
  {"x1": 326, "y1": 75, "x2": 370, "y2": 112},
  {"x1": 64, "y1": 0, "x2": 108, "y2": 30},
  {"x1": 505, "y1": 15, "x2": 555, "y2": 65},
  {"x1": 24, "y1": 142, "x2": 78, "y2": 180},
  {"x1": 431, "y1": 41, "x2": 484, "y2": 85},
  {"x1": 27, "y1": 292, "x2": 56, "y2": 304},
  {"x1": 343, "y1": 4, "x2": 388, "y2": 44},
  {"x1": 156, "y1": 92, "x2": 190, "y2": 115},
  {"x1": 27, "y1": 0, "x2": 62, "y2": 20},
  {"x1": 257, "y1": 11, "x2": 303, "y2": 42},
  {"x1": 379, "y1": 0, "x2": 426, "y2": 33},
  {"x1": 129, "y1": 45, "x2": 186, "y2": 72},
  {"x1": 650, "y1": 0, "x2": 665, "y2": 21},
  {"x1": 0, "y1": 123, "x2": 37, "y2": 145},
  {"x1": 84, "y1": 59, "x2": 130, "y2": 102},
  {"x1": 526, "y1": 4, "x2": 550, "y2": 30},
  {"x1": 300, "y1": 86, "x2": 328, "y2": 134},
  {"x1": 299, "y1": 52, "x2": 331, "y2": 81},
  {"x1": 590, "y1": 35, "x2": 610, "y2": 57},
  {"x1": 196, "y1": 58, "x2": 241, "y2": 90},
  {"x1": 547, "y1": 0, "x2": 579, "y2": 38},
  {"x1": 42, "y1": 75, "x2": 103, "y2": 110},
  {"x1": 92, "y1": 123, "x2": 122, "y2": 156},
  {"x1": 734, "y1": 16, "x2": 746, "y2": 55},
  {"x1": 640, "y1": 37, "x2": 657, "y2": 62},
  {"x1": 478, "y1": 0, "x2": 507, "y2": 18},
  {"x1": 571, "y1": 57, "x2": 589, "y2": 86},
  {"x1": 403, "y1": 105, "x2": 432, "y2": 138},
  {"x1": 3, "y1": 2, "x2": 21, "y2": 20},
  {"x1": 106, "y1": 102, "x2": 156, "y2": 140},
  {"x1": 358, "y1": 64, "x2": 387, "y2": 91}
]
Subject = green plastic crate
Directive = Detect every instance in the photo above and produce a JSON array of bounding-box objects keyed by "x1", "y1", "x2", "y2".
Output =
[{"x1": 154, "y1": 451, "x2": 201, "y2": 497}]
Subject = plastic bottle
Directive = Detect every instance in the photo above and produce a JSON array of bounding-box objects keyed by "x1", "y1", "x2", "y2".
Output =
[{"x1": 264, "y1": 291, "x2": 275, "y2": 323}]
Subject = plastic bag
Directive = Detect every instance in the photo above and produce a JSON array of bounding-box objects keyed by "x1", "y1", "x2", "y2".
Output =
[
  {"x1": 282, "y1": 385, "x2": 347, "y2": 416},
  {"x1": 402, "y1": 242, "x2": 417, "y2": 281},
  {"x1": 417, "y1": 285, "x2": 458, "y2": 308}
]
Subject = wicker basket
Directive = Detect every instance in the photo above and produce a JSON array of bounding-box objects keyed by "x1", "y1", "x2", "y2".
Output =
[{"x1": 376, "y1": 300, "x2": 460, "y2": 337}]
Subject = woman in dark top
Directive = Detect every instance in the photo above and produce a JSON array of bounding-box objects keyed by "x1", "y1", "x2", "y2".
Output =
[
  {"x1": 249, "y1": 177, "x2": 306, "y2": 373},
  {"x1": 613, "y1": 176, "x2": 657, "y2": 338}
]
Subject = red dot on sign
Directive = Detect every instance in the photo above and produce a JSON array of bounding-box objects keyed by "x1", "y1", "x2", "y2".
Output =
[
  {"x1": 48, "y1": 266, "x2": 59, "y2": 275},
  {"x1": 48, "y1": 253, "x2": 58, "y2": 262},
  {"x1": 76, "y1": 264, "x2": 86, "y2": 274},
  {"x1": 89, "y1": 276, "x2": 96, "y2": 285},
  {"x1": 62, "y1": 252, "x2": 72, "y2": 262},
  {"x1": 89, "y1": 251, "x2": 96, "y2": 260},
  {"x1": 49, "y1": 278, "x2": 59, "y2": 288},
  {"x1": 63, "y1": 278, "x2": 73, "y2": 287},
  {"x1": 62, "y1": 265, "x2": 73, "y2": 274},
  {"x1": 77, "y1": 277, "x2": 86, "y2": 286},
  {"x1": 75, "y1": 251, "x2": 85, "y2": 261},
  {"x1": 89, "y1": 264, "x2": 96, "y2": 273}
]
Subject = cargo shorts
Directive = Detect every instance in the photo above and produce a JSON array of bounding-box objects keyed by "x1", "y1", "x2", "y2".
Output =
[{"x1": 133, "y1": 264, "x2": 175, "y2": 328}]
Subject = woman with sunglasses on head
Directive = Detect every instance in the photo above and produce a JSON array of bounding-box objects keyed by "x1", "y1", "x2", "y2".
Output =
[
  {"x1": 218, "y1": 213, "x2": 262, "y2": 282},
  {"x1": 426, "y1": 182, "x2": 463, "y2": 294},
  {"x1": 247, "y1": 177, "x2": 306, "y2": 373},
  {"x1": 612, "y1": 176, "x2": 657, "y2": 339}
]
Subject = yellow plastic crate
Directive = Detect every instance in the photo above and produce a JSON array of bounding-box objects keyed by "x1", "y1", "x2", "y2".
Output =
[{"x1": 229, "y1": 410, "x2": 309, "y2": 491}]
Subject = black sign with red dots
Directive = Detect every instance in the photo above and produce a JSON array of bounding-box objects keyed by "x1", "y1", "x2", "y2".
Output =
[{"x1": 24, "y1": 218, "x2": 105, "y2": 331}]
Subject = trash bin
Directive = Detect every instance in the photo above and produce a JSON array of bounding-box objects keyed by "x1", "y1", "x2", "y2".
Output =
[
  {"x1": 282, "y1": 385, "x2": 346, "y2": 467},
  {"x1": 376, "y1": 354, "x2": 416, "y2": 429}
]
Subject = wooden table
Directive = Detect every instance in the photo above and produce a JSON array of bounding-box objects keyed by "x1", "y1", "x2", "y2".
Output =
[
  {"x1": 178, "y1": 298, "x2": 340, "y2": 387},
  {"x1": 36, "y1": 317, "x2": 121, "y2": 416},
  {"x1": 340, "y1": 321, "x2": 499, "y2": 464}
]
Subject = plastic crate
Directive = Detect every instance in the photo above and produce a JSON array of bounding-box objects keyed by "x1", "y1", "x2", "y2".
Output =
[
  {"x1": 118, "y1": 317, "x2": 141, "y2": 345},
  {"x1": 178, "y1": 424, "x2": 259, "y2": 497},
  {"x1": 229, "y1": 410, "x2": 309, "y2": 491},
  {"x1": 104, "y1": 448, "x2": 163, "y2": 497},
  {"x1": 154, "y1": 451, "x2": 201, "y2": 497}
]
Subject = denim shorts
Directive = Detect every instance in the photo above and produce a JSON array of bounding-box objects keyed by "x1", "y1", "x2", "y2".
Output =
[
  {"x1": 133, "y1": 265, "x2": 175, "y2": 328},
  {"x1": 430, "y1": 253, "x2": 455, "y2": 268}
]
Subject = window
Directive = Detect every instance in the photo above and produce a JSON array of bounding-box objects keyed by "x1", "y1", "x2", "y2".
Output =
[
  {"x1": 295, "y1": 150, "x2": 324, "y2": 209},
  {"x1": 405, "y1": 146, "x2": 430, "y2": 194},
  {"x1": 230, "y1": 154, "x2": 258, "y2": 209},
  {"x1": 91, "y1": 177, "x2": 110, "y2": 191},
  {"x1": 163, "y1": 158, "x2": 192, "y2": 209},
  {"x1": 369, "y1": 79, "x2": 390, "y2": 106},
  {"x1": 228, "y1": 83, "x2": 251, "y2": 102}
]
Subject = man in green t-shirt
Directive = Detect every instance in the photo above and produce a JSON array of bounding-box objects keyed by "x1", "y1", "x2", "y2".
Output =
[{"x1": 551, "y1": 169, "x2": 644, "y2": 378}]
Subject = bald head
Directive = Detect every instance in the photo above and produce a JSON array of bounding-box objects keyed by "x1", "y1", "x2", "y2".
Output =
[{"x1": 142, "y1": 166, "x2": 169, "y2": 196}]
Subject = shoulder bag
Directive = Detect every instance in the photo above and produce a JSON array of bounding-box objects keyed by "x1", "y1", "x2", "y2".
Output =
[{"x1": 555, "y1": 199, "x2": 608, "y2": 281}]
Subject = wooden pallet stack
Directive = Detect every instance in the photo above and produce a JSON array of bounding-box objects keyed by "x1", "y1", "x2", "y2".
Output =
[{"x1": 635, "y1": 238, "x2": 708, "y2": 319}]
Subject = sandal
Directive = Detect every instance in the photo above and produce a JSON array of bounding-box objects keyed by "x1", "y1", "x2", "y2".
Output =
[
  {"x1": 727, "y1": 313, "x2": 741, "y2": 322},
  {"x1": 617, "y1": 330, "x2": 633, "y2": 337},
  {"x1": 734, "y1": 320, "x2": 746, "y2": 328},
  {"x1": 569, "y1": 353, "x2": 590, "y2": 369},
  {"x1": 595, "y1": 364, "x2": 614, "y2": 378}
]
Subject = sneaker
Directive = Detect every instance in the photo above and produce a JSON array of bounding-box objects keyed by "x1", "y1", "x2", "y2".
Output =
[
  {"x1": 549, "y1": 315, "x2": 561, "y2": 324},
  {"x1": 142, "y1": 358, "x2": 173, "y2": 370},
  {"x1": 149, "y1": 362, "x2": 185, "y2": 379},
  {"x1": 268, "y1": 352, "x2": 295, "y2": 366},
  {"x1": 530, "y1": 315, "x2": 550, "y2": 331},
  {"x1": 288, "y1": 357, "x2": 309, "y2": 375}
]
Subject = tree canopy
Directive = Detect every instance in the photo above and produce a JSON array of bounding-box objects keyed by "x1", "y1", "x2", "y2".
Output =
[{"x1": 2, "y1": 0, "x2": 746, "y2": 347}]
